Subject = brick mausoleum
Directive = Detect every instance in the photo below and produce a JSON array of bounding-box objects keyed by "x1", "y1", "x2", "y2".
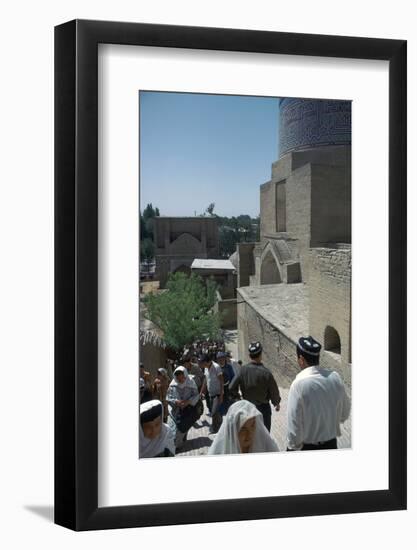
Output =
[
  {"x1": 236, "y1": 98, "x2": 352, "y2": 389},
  {"x1": 153, "y1": 216, "x2": 219, "y2": 288}
]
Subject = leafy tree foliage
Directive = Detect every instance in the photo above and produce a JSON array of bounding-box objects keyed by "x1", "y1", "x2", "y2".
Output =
[
  {"x1": 217, "y1": 214, "x2": 260, "y2": 257},
  {"x1": 140, "y1": 238, "x2": 155, "y2": 262},
  {"x1": 143, "y1": 203, "x2": 157, "y2": 220},
  {"x1": 140, "y1": 203, "x2": 160, "y2": 259},
  {"x1": 144, "y1": 272, "x2": 220, "y2": 351},
  {"x1": 205, "y1": 202, "x2": 216, "y2": 216}
]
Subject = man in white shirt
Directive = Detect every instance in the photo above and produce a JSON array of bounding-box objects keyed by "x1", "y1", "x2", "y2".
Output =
[
  {"x1": 287, "y1": 336, "x2": 351, "y2": 451},
  {"x1": 199, "y1": 353, "x2": 224, "y2": 434}
]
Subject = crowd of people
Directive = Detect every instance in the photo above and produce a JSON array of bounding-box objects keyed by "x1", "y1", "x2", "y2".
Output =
[{"x1": 139, "y1": 335, "x2": 351, "y2": 458}]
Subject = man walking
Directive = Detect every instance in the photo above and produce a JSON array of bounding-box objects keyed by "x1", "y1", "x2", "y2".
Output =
[
  {"x1": 216, "y1": 351, "x2": 236, "y2": 414},
  {"x1": 229, "y1": 342, "x2": 281, "y2": 432},
  {"x1": 199, "y1": 353, "x2": 224, "y2": 434},
  {"x1": 181, "y1": 352, "x2": 205, "y2": 392},
  {"x1": 287, "y1": 335, "x2": 351, "y2": 451}
]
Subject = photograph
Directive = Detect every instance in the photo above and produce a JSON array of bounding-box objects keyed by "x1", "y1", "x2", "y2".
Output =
[
  {"x1": 139, "y1": 91, "x2": 352, "y2": 458},
  {"x1": 0, "y1": 0, "x2": 410, "y2": 540}
]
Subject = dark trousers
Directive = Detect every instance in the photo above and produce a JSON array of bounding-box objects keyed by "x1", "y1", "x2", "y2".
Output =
[
  {"x1": 256, "y1": 403, "x2": 272, "y2": 432},
  {"x1": 208, "y1": 394, "x2": 222, "y2": 433},
  {"x1": 176, "y1": 405, "x2": 200, "y2": 433},
  {"x1": 302, "y1": 438, "x2": 337, "y2": 451}
]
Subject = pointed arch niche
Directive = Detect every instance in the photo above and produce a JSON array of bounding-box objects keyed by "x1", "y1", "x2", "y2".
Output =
[{"x1": 260, "y1": 248, "x2": 282, "y2": 285}]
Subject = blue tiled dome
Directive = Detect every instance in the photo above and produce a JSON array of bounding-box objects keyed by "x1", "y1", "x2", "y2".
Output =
[{"x1": 279, "y1": 98, "x2": 351, "y2": 157}]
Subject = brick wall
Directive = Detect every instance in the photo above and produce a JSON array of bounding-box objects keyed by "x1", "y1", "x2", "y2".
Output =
[
  {"x1": 214, "y1": 296, "x2": 237, "y2": 329},
  {"x1": 260, "y1": 181, "x2": 276, "y2": 237},
  {"x1": 236, "y1": 242, "x2": 255, "y2": 287},
  {"x1": 310, "y1": 163, "x2": 351, "y2": 246},
  {"x1": 308, "y1": 246, "x2": 351, "y2": 386},
  {"x1": 237, "y1": 289, "x2": 299, "y2": 389}
]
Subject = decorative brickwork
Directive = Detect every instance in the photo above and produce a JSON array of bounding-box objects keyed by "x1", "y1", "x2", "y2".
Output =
[{"x1": 279, "y1": 98, "x2": 351, "y2": 156}]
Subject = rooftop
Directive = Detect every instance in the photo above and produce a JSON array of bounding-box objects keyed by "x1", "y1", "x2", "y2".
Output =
[
  {"x1": 191, "y1": 259, "x2": 235, "y2": 271},
  {"x1": 237, "y1": 283, "x2": 308, "y2": 343},
  {"x1": 154, "y1": 216, "x2": 217, "y2": 220}
]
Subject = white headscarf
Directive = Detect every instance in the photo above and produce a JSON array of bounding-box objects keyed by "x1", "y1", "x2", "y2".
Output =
[
  {"x1": 208, "y1": 400, "x2": 279, "y2": 455},
  {"x1": 139, "y1": 400, "x2": 175, "y2": 458},
  {"x1": 171, "y1": 366, "x2": 190, "y2": 389}
]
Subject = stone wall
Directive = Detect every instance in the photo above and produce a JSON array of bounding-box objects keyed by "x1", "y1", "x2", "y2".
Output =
[
  {"x1": 237, "y1": 242, "x2": 255, "y2": 287},
  {"x1": 260, "y1": 181, "x2": 276, "y2": 236},
  {"x1": 139, "y1": 342, "x2": 168, "y2": 378},
  {"x1": 154, "y1": 217, "x2": 219, "y2": 251},
  {"x1": 310, "y1": 163, "x2": 351, "y2": 246},
  {"x1": 285, "y1": 162, "x2": 312, "y2": 280},
  {"x1": 308, "y1": 246, "x2": 351, "y2": 386},
  {"x1": 237, "y1": 289, "x2": 299, "y2": 389},
  {"x1": 260, "y1": 147, "x2": 351, "y2": 284},
  {"x1": 214, "y1": 294, "x2": 237, "y2": 329}
]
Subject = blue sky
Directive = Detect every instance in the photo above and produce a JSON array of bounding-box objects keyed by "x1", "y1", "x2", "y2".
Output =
[{"x1": 139, "y1": 91, "x2": 279, "y2": 218}]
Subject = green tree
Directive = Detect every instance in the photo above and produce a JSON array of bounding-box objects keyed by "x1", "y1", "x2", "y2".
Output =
[
  {"x1": 144, "y1": 272, "x2": 220, "y2": 351},
  {"x1": 145, "y1": 217, "x2": 155, "y2": 239},
  {"x1": 140, "y1": 203, "x2": 160, "y2": 242},
  {"x1": 219, "y1": 225, "x2": 239, "y2": 257},
  {"x1": 140, "y1": 211, "x2": 148, "y2": 240},
  {"x1": 205, "y1": 202, "x2": 216, "y2": 216},
  {"x1": 140, "y1": 238, "x2": 155, "y2": 262},
  {"x1": 143, "y1": 203, "x2": 156, "y2": 220},
  {"x1": 217, "y1": 213, "x2": 260, "y2": 257}
]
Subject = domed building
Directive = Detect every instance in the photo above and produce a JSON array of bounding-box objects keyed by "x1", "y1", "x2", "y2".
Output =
[{"x1": 236, "y1": 97, "x2": 352, "y2": 388}]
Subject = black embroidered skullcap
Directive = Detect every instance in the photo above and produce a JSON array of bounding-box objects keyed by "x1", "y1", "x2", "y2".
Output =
[
  {"x1": 198, "y1": 353, "x2": 211, "y2": 363},
  {"x1": 297, "y1": 336, "x2": 322, "y2": 357},
  {"x1": 248, "y1": 341, "x2": 262, "y2": 357},
  {"x1": 140, "y1": 400, "x2": 163, "y2": 425}
]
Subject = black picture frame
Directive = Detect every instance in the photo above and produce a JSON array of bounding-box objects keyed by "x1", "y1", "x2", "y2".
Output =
[{"x1": 55, "y1": 19, "x2": 407, "y2": 531}]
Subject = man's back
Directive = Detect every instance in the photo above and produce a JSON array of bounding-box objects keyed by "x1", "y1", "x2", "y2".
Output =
[
  {"x1": 205, "y1": 361, "x2": 222, "y2": 396},
  {"x1": 287, "y1": 366, "x2": 350, "y2": 449},
  {"x1": 230, "y1": 362, "x2": 280, "y2": 406}
]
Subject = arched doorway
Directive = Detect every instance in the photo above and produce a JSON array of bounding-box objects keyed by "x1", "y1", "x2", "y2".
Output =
[
  {"x1": 324, "y1": 325, "x2": 341, "y2": 354},
  {"x1": 260, "y1": 250, "x2": 281, "y2": 284}
]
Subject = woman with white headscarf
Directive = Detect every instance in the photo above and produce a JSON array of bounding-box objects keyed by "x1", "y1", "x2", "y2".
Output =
[
  {"x1": 139, "y1": 400, "x2": 175, "y2": 458},
  {"x1": 208, "y1": 399, "x2": 279, "y2": 455},
  {"x1": 166, "y1": 366, "x2": 201, "y2": 450}
]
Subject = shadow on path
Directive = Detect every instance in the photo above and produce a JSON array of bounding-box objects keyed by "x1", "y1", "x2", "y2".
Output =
[{"x1": 177, "y1": 436, "x2": 213, "y2": 454}]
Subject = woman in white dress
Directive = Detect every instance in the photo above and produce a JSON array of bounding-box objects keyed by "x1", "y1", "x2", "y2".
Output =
[
  {"x1": 139, "y1": 400, "x2": 175, "y2": 458},
  {"x1": 208, "y1": 399, "x2": 279, "y2": 455}
]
